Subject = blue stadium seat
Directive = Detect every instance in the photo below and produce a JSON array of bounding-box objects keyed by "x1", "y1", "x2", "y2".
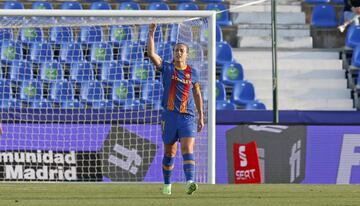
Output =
[
  {"x1": 147, "y1": 2, "x2": 169, "y2": 10},
  {"x1": 231, "y1": 81, "x2": 256, "y2": 106},
  {"x1": 61, "y1": 100, "x2": 83, "y2": 109},
  {"x1": 216, "y1": 101, "x2": 236, "y2": 110},
  {"x1": 140, "y1": 82, "x2": 163, "y2": 110},
  {"x1": 60, "y1": 43, "x2": 84, "y2": 63},
  {"x1": 40, "y1": 62, "x2": 64, "y2": 82},
  {"x1": 216, "y1": 80, "x2": 226, "y2": 101},
  {"x1": 28, "y1": 42, "x2": 54, "y2": 63},
  {"x1": 19, "y1": 81, "x2": 43, "y2": 102},
  {"x1": 188, "y1": 42, "x2": 204, "y2": 64},
  {"x1": 156, "y1": 42, "x2": 173, "y2": 63},
  {"x1": 90, "y1": 1, "x2": 111, "y2": 10},
  {"x1": 216, "y1": 41, "x2": 233, "y2": 66},
  {"x1": 171, "y1": 0, "x2": 196, "y2": 2},
  {"x1": 32, "y1": 2, "x2": 53, "y2": 9},
  {"x1": 200, "y1": 24, "x2": 223, "y2": 44},
  {"x1": 30, "y1": 99, "x2": 54, "y2": 108},
  {"x1": 130, "y1": 61, "x2": 155, "y2": 84},
  {"x1": 79, "y1": 26, "x2": 104, "y2": 44},
  {"x1": 112, "y1": 80, "x2": 142, "y2": 109},
  {"x1": 119, "y1": 42, "x2": 144, "y2": 65},
  {"x1": 18, "y1": 27, "x2": 45, "y2": 45},
  {"x1": 139, "y1": 25, "x2": 163, "y2": 44},
  {"x1": 50, "y1": 80, "x2": 75, "y2": 102},
  {"x1": 331, "y1": 0, "x2": 343, "y2": 3},
  {"x1": 0, "y1": 28, "x2": 14, "y2": 41},
  {"x1": 176, "y1": 3, "x2": 199, "y2": 10},
  {"x1": 118, "y1": 2, "x2": 140, "y2": 10},
  {"x1": 245, "y1": 101, "x2": 266, "y2": 110},
  {"x1": 61, "y1": 2, "x2": 83, "y2": 9},
  {"x1": 90, "y1": 42, "x2": 113, "y2": 63},
  {"x1": 50, "y1": 27, "x2": 74, "y2": 45},
  {"x1": 80, "y1": 81, "x2": 105, "y2": 105},
  {"x1": 100, "y1": 61, "x2": 124, "y2": 81},
  {"x1": 109, "y1": 25, "x2": 133, "y2": 46},
  {"x1": 201, "y1": 0, "x2": 224, "y2": 2},
  {"x1": 1, "y1": 41, "x2": 23, "y2": 63},
  {"x1": 304, "y1": 0, "x2": 330, "y2": 3},
  {"x1": 143, "y1": 0, "x2": 166, "y2": 2},
  {"x1": 205, "y1": 3, "x2": 232, "y2": 26},
  {"x1": 70, "y1": 62, "x2": 95, "y2": 82},
  {"x1": 311, "y1": 4, "x2": 338, "y2": 27},
  {"x1": 10, "y1": 60, "x2": 32, "y2": 82},
  {"x1": 0, "y1": 80, "x2": 13, "y2": 107},
  {"x1": 3, "y1": 1, "x2": 24, "y2": 9},
  {"x1": 221, "y1": 62, "x2": 244, "y2": 86},
  {"x1": 345, "y1": 25, "x2": 360, "y2": 49}
]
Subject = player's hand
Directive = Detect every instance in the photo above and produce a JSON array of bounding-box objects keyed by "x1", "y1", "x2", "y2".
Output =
[
  {"x1": 338, "y1": 25, "x2": 346, "y2": 33},
  {"x1": 149, "y1": 23, "x2": 156, "y2": 33},
  {"x1": 197, "y1": 117, "x2": 204, "y2": 133}
]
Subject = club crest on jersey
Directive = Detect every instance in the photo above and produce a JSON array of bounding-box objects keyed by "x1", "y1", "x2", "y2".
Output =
[{"x1": 185, "y1": 73, "x2": 191, "y2": 79}]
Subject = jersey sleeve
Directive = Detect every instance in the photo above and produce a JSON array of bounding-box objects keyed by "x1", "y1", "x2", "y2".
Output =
[{"x1": 192, "y1": 68, "x2": 200, "y2": 85}]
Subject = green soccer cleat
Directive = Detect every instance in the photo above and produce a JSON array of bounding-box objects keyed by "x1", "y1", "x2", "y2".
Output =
[
  {"x1": 162, "y1": 184, "x2": 172, "y2": 195},
  {"x1": 186, "y1": 182, "x2": 198, "y2": 195}
]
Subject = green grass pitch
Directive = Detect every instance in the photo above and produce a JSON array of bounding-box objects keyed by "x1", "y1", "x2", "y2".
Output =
[{"x1": 0, "y1": 183, "x2": 359, "y2": 206}]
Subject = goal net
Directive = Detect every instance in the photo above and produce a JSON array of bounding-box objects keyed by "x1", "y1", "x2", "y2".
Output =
[{"x1": 0, "y1": 10, "x2": 215, "y2": 183}]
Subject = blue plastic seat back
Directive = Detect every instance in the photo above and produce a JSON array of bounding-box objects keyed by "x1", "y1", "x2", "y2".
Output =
[
  {"x1": 70, "y1": 62, "x2": 94, "y2": 82},
  {"x1": 101, "y1": 61, "x2": 124, "y2": 81},
  {"x1": 221, "y1": 62, "x2": 244, "y2": 85},
  {"x1": 60, "y1": 43, "x2": 84, "y2": 63},
  {"x1": 18, "y1": 27, "x2": 44, "y2": 44},
  {"x1": 141, "y1": 81, "x2": 163, "y2": 102},
  {"x1": 216, "y1": 101, "x2": 236, "y2": 110},
  {"x1": 216, "y1": 41, "x2": 233, "y2": 65},
  {"x1": 200, "y1": 24, "x2": 223, "y2": 43},
  {"x1": 29, "y1": 42, "x2": 54, "y2": 63},
  {"x1": 156, "y1": 42, "x2": 173, "y2": 63},
  {"x1": 216, "y1": 80, "x2": 226, "y2": 101},
  {"x1": 32, "y1": 2, "x2": 53, "y2": 9},
  {"x1": 3, "y1": 1, "x2": 24, "y2": 9},
  {"x1": 130, "y1": 61, "x2": 155, "y2": 83},
  {"x1": 90, "y1": 42, "x2": 113, "y2": 62},
  {"x1": 311, "y1": 4, "x2": 338, "y2": 27},
  {"x1": 171, "y1": 0, "x2": 196, "y2": 2},
  {"x1": 0, "y1": 79, "x2": 13, "y2": 101},
  {"x1": 304, "y1": 0, "x2": 330, "y2": 3},
  {"x1": 80, "y1": 81, "x2": 105, "y2": 102},
  {"x1": 109, "y1": 25, "x2": 133, "y2": 45},
  {"x1": 10, "y1": 60, "x2": 33, "y2": 81},
  {"x1": 0, "y1": 28, "x2": 14, "y2": 42},
  {"x1": 120, "y1": 42, "x2": 144, "y2": 64},
  {"x1": 205, "y1": 3, "x2": 232, "y2": 26},
  {"x1": 90, "y1": 2, "x2": 111, "y2": 10},
  {"x1": 118, "y1": 2, "x2": 140, "y2": 10},
  {"x1": 245, "y1": 101, "x2": 266, "y2": 110},
  {"x1": 50, "y1": 27, "x2": 74, "y2": 44},
  {"x1": 79, "y1": 26, "x2": 104, "y2": 44},
  {"x1": 345, "y1": 25, "x2": 360, "y2": 48},
  {"x1": 50, "y1": 80, "x2": 75, "y2": 102},
  {"x1": 20, "y1": 81, "x2": 43, "y2": 101},
  {"x1": 1, "y1": 41, "x2": 23, "y2": 62},
  {"x1": 176, "y1": 3, "x2": 199, "y2": 10},
  {"x1": 61, "y1": 2, "x2": 83, "y2": 9},
  {"x1": 147, "y1": 2, "x2": 169, "y2": 10},
  {"x1": 139, "y1": 25, "x2": 163, "y2": 44},
  {"x1": 112, "y1": 80, "x2": 135, "y2": 103},
  {"x1": 40, "y1": 62, "x2": 64, "y2": 81},
  {"x1": 231, "y1": 81, "x2": 255, "y2": 105}
]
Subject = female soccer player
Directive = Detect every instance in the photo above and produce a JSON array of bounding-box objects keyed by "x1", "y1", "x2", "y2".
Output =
[{"x1": 147, "y1": 23, "x2": 204, "y2": 195}]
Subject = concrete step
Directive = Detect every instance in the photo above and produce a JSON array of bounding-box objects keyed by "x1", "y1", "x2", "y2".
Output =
[
  {"x1": 230, "y1": 4, "x2": 302, "y2": 13},
  {"x1": 231, "y1": 12, "x2": 305, "y2": 24},
  {"x1": 238, "y1": 36, "x2": 313, "y2": 48},
  {"x1": 237, "y1": 24, "x2": 310, "y2": 37},
  {"x1": 233, "y1": 50, "x2": 340, "y2": 60},
  {"x1": 259, "y1": 99, "x2": 355, "y2": 110},
  {"x1": 255, "y1": 88, "x2": 351, "y2": 99},
  {"x1": 249, "y1": 79, "x2": 348, "y2": 89},
  {"x1": 237, "y1": 58, "x2": 342, "y2": 70},
  {"x1": 244, "y1": 69, "x2": 345, "y2": 79}
]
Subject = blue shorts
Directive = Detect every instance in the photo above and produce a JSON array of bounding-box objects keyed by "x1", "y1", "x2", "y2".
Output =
[{"x1": 161, "y1": 111, "x2": 196, "y2": 145}]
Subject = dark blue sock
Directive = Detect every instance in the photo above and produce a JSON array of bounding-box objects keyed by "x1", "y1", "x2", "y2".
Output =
[
  {"x1": 183, "y1": 153, "x2": 195, "y2": 182},
  {"x1": 162, "y1": 155, "x2": 174, "y2": 184}
]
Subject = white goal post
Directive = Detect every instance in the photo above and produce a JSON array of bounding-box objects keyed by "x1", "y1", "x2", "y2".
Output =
[{"x1": 0, "y1": 9, "x2": 216, "y2": 184}]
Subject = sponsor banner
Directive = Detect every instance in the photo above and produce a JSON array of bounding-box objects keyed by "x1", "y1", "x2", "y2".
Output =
[{"x1": 233, "y1": 141, "x2": 261, "y2": 184}]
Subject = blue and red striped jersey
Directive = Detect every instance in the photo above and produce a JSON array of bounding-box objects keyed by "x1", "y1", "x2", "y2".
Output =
[{"x1": 159, "y1": 61, "x2": 199, "y2": 116}]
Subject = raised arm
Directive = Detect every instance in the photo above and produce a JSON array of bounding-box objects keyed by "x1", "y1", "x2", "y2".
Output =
[
  {"x1": 193, "y1": 83, "x2": 204, "y2": 132},
  {"x1": 148, "y1": 23, "x2": 162, "y2": 68}
]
